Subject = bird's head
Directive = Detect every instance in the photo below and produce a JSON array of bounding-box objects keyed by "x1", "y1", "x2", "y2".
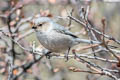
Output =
[{"x1": 31, "y1": 17, "x2": 52, "y2": 32}]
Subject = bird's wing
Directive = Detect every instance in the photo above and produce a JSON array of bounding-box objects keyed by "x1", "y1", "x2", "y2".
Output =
[{"x1": 53, "y1": 23, "x2": 78, "y2": 38}]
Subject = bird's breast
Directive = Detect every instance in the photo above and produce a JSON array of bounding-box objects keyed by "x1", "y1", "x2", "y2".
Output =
[{"x1": 36, "y1": 31, "x2": 75, "y2": 53}]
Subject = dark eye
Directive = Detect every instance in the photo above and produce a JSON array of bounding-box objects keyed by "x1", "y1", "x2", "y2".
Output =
[{"x1": 38, "y1": 23, "x2": 42, "y2": 26}]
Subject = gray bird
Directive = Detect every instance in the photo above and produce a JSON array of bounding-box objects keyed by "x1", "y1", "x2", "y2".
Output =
[{"x1": 31, "y1": 17, "x2": 99, "y2": 60}]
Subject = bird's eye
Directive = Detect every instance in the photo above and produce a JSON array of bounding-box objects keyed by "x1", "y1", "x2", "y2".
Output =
[{"x1": 38, "y1": 23, "x2": 42, "y2": 26}]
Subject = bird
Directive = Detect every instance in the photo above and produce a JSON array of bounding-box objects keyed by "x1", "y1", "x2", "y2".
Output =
[{"x1": 31, "y1": 17, "x2": 99, "y2": 60}]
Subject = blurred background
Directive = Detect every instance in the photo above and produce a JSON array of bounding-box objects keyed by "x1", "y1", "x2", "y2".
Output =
[{"x1": 0, "y1": 0, "x2": 120, "y2": 80}]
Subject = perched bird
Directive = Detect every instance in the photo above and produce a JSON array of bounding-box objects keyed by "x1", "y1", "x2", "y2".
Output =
[{"x1": 31, "y1": 17, "x2": 99, "y2": 60}]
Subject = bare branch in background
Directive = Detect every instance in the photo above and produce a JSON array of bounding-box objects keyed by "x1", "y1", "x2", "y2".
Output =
[{"x1": 0, "y1": 1, "x2": 120, "y2": 80}]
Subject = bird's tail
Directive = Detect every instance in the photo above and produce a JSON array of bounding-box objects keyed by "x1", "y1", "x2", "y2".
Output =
[{"x1": 75, "y1": 38, "x2": 101, "y2": 44}]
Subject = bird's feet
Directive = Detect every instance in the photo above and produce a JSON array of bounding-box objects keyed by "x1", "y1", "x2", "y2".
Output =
[
  {"x1": 45, "y1": 53, "x2": 51, "y2": 59},
  {"x1": 45, "y1": 51, "x2": 51, "y2": 59},
  {"x1": 65, "y1": 53, "x2": 69, "y2": 62},
  {"x1": 43, "y1": 49, "x2": 52, "y2": 59}
]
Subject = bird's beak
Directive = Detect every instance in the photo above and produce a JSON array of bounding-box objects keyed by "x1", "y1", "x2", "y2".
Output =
[
  {"x1": 32, "y1": 26, "x2": 37, "y2": 29},
  {"x1": 30, "y1": 21, "x2": 37, "y2": 29}
]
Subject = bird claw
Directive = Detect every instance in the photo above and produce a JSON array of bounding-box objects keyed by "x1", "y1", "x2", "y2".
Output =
[
  {"x1": 45, "y1": 53, "x2": 51, "y2": 59},
  {"x1": 65, "y1": 53, "x2": 69, "y2": 62},
  {"x1": 44, "y1": 51, "x2": 51, "y2": 59}
]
